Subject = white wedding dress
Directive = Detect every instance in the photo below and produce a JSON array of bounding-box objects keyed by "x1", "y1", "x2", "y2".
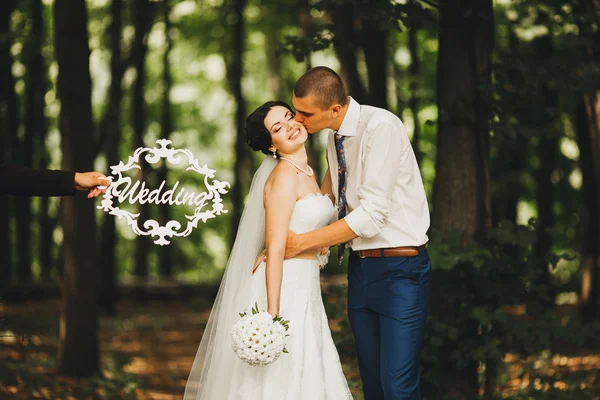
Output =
[
  {"x1": 188, "y1": 193, "x2": 352, "y2": 399},
  {"x1": 226, "y1": 192, "x2": 352, "y2": 399},
  {"x1": 184, "y1": 157, "x2": 352, "y2": 400}
]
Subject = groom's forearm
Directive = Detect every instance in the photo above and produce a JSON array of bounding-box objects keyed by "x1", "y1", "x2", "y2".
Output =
[{"x1": 299, "y1": 218, "x2": 358, "y2": 251}]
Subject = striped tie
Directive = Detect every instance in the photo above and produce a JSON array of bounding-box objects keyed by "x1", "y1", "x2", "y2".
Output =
[{"x1": 334, "y1": 133, "x2": 347, "y2": 266}]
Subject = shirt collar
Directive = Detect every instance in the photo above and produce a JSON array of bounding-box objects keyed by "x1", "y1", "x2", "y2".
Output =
[{"x1": 334, "y1": 96, "x2": 360, "y2": 137}]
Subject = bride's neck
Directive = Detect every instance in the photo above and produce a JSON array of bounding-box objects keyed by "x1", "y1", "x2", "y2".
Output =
[{"x1": 279, "y1": 148, "x2": 309, "y2": 167}]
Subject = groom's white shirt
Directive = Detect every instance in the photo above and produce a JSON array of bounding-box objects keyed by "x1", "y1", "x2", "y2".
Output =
[{"x1": 326, "y1": 97, "x2": 430, "y2": 250}]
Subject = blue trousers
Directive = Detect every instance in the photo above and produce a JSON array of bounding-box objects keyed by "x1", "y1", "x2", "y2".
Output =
[{"x1": 347, "y1": 247, "x2": 432, "y2": 400}]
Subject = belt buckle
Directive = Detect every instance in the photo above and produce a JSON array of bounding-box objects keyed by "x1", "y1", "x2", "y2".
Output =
[{"x1": 359, "y1": 250, "x2": 366, "y2": 259}]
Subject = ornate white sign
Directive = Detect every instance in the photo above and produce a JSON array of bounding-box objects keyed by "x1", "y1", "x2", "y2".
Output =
[{"x1": 97, "y1": 139, "x2": 230, "y2": 246}]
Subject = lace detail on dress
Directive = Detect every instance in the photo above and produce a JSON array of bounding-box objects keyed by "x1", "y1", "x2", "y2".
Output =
[{"x1": 297, "y1": 191, "x2": 331, "y2": 202}]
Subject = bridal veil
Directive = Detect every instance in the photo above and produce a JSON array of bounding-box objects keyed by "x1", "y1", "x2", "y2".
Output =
[{"x1": 183, "y1": 156, "x2": 277, "y2": 399}]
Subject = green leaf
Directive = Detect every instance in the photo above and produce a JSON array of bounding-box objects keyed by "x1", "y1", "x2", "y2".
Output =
[{"x1": 430, "y1": 335, "x2": 443, "y2": 347}]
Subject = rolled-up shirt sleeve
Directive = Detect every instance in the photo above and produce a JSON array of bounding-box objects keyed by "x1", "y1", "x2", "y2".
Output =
[{"x1": 344, "y1": 122, "x2": 404, "y2": 238}]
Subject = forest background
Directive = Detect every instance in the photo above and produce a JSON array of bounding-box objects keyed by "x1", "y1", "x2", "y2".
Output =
[{"x1": 1, "y1": 0, "x2": 600, "y2": 399}]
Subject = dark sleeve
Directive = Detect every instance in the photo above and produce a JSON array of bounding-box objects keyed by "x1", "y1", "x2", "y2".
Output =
[{"x1": 0, "y1": 163, "x2": 76, "y2": 197}]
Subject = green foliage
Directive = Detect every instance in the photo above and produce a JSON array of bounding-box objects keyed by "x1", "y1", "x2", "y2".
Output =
[
  {"x1": 6, "y1": 0, "x2": 588, "y2": 287},
  {"x1": 422, "y1": 221, "x2": 598, "y2": 394},
  {"x1": 281, "y1": 26, "x2": 333, "y2": 63},
  {"x1": 281, "y1": 0, "x2": 438, "y2": 63},
  {"x1": 490, "y1": 0, "x2": 600, "y2": 249},
  {"x1": 4, "y1": 0, "x2": 596, "y2": 344}
]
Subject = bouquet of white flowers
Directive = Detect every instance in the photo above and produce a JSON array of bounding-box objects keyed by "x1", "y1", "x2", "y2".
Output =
[{"x1": 231, "y1": 302, "x2": 290, "y2": 367}]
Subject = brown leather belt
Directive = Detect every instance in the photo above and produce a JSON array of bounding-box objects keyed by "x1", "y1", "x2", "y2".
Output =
[{"x1": 351, "y1": 245, "x2": 425, "y2": 258}]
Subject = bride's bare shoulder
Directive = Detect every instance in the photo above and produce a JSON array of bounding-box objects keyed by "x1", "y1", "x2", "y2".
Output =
[
  {"x1": 264, "y1": 161, "x2": 298, "y2": 196},
  {"x1": 265, "y1": 161, "x2": 298, "y2": 186}
]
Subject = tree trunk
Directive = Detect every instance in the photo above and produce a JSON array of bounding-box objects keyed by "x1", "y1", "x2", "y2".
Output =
[
  {"x1": 297, "y1": 0, "x2": 323, "y2": 181},
  {"x1": 532, "y1": 16, "x2": 558, "y2": 287},
  {"x1": 432, "y1": 1, "x2": 493, "y2": 237},
  {"x1": 576, "y1": 93, "x2": 600, "y2": 321},
  {"x1": 15, "y1": 200, "x2": 32, "y2": 282},
  {"x1": 432, "y1": 1, "x2": 494, "y2": 397},
  {"x1": 265, "y1": 33, "x2": 283, "y2": 100},
  {"x1": 132, "y1": 0, "x2": 153, "y2": 280},
  {"x1": 15, "y1": 0, "x2": 43, "y2": 282},
  {"x1": 576, "y1": 0, "x2": 600, "y2": 322},
  {"x1": 56, "y1": 206, "x2": 65, "y2": 279},
  {"x1": 297, "y1": 0, "x2": 312, "y2": 72},
  {"x1": 158, "y1": 0, "x2": 173, "y2": 279},
  {"x1": 53, "y1": 0, "x2": 99, "y2": 377},
  {"x1": 226, "y1": 0, "x2": 251, "y2": 247},
  {"x1": 24, "y1": 0, "x2": 50, "y2": 282},
  {"x1": 328, "y1": 5, "x2": 369, "y2": 104},
  {"x1": 408, "y1": 26, "x2": 422, "y2": 167},
  {"x1": 361, "y1": 19, "x2": 388, "y2": 109},
  {"x1": 28, "y1": 0, "x2": 54, "y2": 283},
  {"x1": 39, "y1": 203, "x2": 56, "y2": 282},
  {"x1": 98, "y1": 0, "x2": 124, "y2": 315},
  {"x1": 0, "y1": 0, "x2": 17, "y2": 286},
  {"x1": 491, "y1": 31, "x2": 525, "y2": 226}
]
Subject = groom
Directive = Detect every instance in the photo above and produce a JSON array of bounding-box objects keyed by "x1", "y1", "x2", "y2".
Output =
[{"x1": 286, "y1": 66, "x2": 431, "y2": 400}]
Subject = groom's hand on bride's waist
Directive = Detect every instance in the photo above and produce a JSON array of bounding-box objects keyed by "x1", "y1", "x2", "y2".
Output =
[{"x1": 284, "y1": 229, "x2": 303, "y2": 259}]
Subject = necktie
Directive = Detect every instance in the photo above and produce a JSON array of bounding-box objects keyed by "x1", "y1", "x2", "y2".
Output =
[{"x1": 334, "y1": 133, "x2": 347, "y2": 266}]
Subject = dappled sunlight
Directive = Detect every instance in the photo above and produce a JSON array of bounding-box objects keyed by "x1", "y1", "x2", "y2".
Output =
[
  {"x1": 124, "y1": 356, "x2": 158, "y2": 375},
  {"x1": 0, "y1": 332, "x2": 19, "y2": 345},
  {"x1": 1, "y1": 293, "x2": 599, "y2": 399},
  {"x1": 157, "y1": 330, "x2": 187, "y2": 342},
  {"x1": 501, "y1": 351, "x2": 600, "y2": 397},
  {"x1": 0, "y1": 2, "x2": 596, "y2": 400},
  {"x1": 110, "y1": 338, "x2": 145, "y2": 353}
]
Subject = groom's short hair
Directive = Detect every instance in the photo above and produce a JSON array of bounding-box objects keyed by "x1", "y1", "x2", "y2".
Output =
[{"x1": 294, "y1": 66, "x2": 348, "y2": 109}]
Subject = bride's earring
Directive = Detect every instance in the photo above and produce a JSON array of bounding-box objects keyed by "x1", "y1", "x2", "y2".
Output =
[{"x1": 272, "y1": 150, "x2": 277, "y2": 159}]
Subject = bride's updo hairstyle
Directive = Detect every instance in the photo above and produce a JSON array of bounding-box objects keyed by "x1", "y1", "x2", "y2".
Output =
[{"x1": 246, "y1": 100, "x2": 294, "y2": 158}]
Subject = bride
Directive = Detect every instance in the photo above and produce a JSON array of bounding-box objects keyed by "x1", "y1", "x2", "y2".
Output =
[{"x1": 183, "y1": 101, "x2": 353, "y2": 399}]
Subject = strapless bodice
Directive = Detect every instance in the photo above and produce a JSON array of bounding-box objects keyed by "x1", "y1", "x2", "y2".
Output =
[{"x1": 289, "y1": 193, "x2": 334, "y2": 234}]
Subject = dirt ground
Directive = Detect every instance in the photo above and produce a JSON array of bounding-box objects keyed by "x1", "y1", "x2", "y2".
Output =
[{"x1": 1, "y1": 282, "x2": 599, "y2": 399}]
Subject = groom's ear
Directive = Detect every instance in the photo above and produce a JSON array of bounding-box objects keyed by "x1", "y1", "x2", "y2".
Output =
[{"x1": 331, "y1": 104, "x2": 342, "y2": 117}]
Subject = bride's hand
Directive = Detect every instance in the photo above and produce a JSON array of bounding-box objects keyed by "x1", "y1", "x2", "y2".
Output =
[
  {"x1": 284, "y1": 229, "x2": 302, "y2": 259},
  {"x1": 252, "y1": 249, "x2": 266, "y2": 275}
]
